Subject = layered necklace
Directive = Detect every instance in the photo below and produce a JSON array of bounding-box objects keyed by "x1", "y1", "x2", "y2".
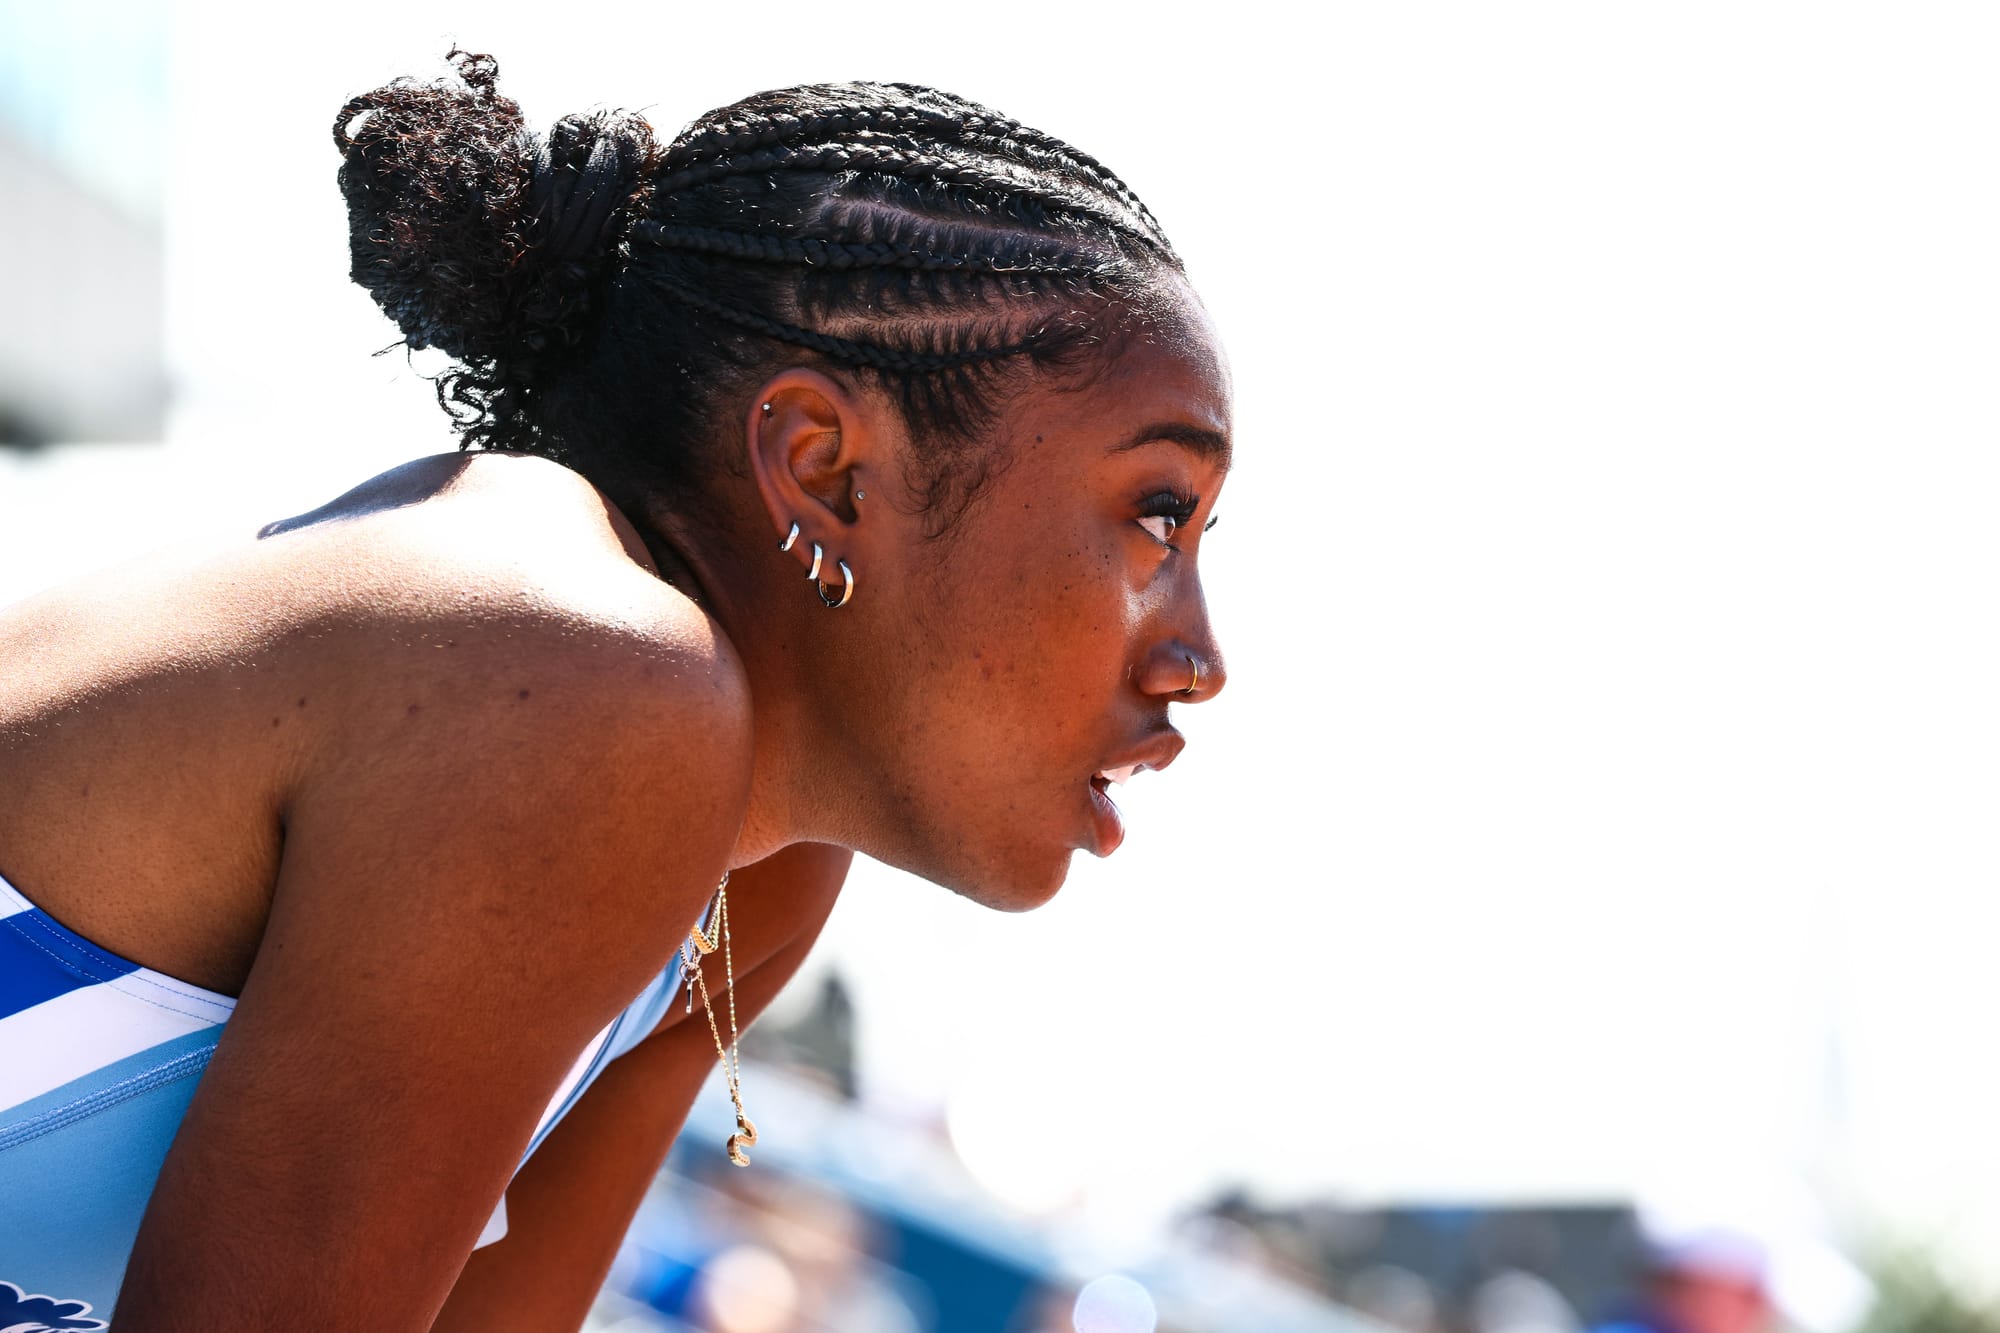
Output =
[{"x1": 679, "y1": 871, "x2": 757, "y2": 1165}]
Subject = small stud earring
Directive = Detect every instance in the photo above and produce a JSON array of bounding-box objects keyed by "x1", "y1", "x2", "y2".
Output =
[
  {"x1": 761, "y1": 402, "x2": 773, "y2": 416},
  {"x1": 855, "y1": 490, "x2": 866, "y2": 501}
]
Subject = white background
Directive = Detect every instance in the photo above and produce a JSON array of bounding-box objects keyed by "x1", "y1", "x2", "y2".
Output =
[{"x1": 2, "y1": 0, "x2": 1995, "y2": 1291}]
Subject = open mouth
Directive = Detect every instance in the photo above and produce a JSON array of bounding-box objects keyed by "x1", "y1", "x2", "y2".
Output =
[
  {"x1": 1078, "y1": 732, "x2": 1184, "y2": 858},
  {"x1": 1086, "y1": 763, "x2": 1146, "y2": 806},
  {"x1": 1083, "y1": 766, "x2": 1147, "y2": 856}
]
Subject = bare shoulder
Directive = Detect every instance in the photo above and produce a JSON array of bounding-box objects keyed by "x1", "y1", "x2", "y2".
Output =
[
  {"x1": 261, "y1": 452, "x2": 760, "y2": 947},
  {"x1": 0, "y1": 451, "x2": 750, "y2": 995},
  {"x1": 4, "y1": 449, "x2": 746, "y2": 741},
  {"x1": 263, "y1": 451, "x2": 754, "y2": 800}
]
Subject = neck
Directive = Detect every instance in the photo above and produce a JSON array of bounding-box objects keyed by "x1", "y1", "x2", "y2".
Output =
[{"x1": 622, "y1": 495, "x2": 848, "y2": 869}]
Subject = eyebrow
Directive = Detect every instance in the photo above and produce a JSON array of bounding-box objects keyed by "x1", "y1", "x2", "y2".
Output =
[{"x1": 1106, "y1": 421, "x2": 1232, "y2": 471}]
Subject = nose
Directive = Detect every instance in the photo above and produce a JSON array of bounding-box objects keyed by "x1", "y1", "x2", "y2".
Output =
[
  {"x1": 1143, "y1": 638, "x2": 1226, "y2": 703},
  {"x1": 1138, "y1": 571, "x2": 1227, "y2": 702}
]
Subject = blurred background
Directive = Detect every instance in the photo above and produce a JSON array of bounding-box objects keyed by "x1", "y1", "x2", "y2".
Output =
[{"x1": 3, "y1": 2, "x2": 1998, "y2": 1330}]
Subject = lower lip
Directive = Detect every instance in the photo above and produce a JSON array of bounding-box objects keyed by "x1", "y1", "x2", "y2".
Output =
[{"x1": 1086, "y1": 778, "x2": 1126, "y2": 856}]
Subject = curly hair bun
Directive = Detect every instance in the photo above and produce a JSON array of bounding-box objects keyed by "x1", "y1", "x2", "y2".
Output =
[{"x1": 332, "y1": 49, "x2": 657, "y2": 372}]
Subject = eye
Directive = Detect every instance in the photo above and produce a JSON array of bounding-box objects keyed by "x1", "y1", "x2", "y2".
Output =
[
  {"x1": 1136, "y1": 493, "x2": 1199, "y2": 545},
  {"x1": 1135, "y1": 490, "x2": 1201, "y2": 549}
]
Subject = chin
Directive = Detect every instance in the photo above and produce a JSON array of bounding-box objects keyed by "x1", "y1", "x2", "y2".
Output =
[
  {"x1": 863, "y1": 787, "x2": 1082, "y2": 912},
  {"x1": 914, "y1": 840, "x2": 1076, "y2": 914}
]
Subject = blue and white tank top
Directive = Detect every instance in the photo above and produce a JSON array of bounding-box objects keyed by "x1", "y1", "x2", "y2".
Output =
[{"x1": 0, "y1": 867, "x2": 704, "y2": 1326}]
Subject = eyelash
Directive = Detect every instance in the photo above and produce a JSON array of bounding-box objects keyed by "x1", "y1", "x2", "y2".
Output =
[{"x1": 1136, "y1": 490, "x2": 1218, "y2": 549}]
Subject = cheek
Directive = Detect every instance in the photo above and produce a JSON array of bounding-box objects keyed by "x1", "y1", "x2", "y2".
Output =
[
  {"x1": 908, "y1": 540, "x2": 1112, "y2": 700},
  {"x1": 906, "y1": 498, "x2": 1144, "y2": 708},
  {"x1": 974, "y1": 554, "x2": 1145, "y2": 744}
]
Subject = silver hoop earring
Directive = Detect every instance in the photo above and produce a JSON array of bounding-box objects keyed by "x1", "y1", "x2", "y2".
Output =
[
  {"x1": 1180, "y1": 654, "x2": 1200, "y2": 696},
  {"x1": 816, "y1": 560, "x2": 855, "y2": 609},
  {"x1": 807, "y1": 542, "x2": 823, "y2": 582},
  {"x1": 779, "y1": 521, "x2": 799, "y2": 552}
]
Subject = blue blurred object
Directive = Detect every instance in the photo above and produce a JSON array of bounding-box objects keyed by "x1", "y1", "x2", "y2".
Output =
[{"x1": 597, "y1": 1063, "x2": 1378, "y2": 1333}]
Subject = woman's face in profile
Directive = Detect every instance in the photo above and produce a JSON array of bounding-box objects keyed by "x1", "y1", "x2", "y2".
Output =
[{"x1": 854, "y1": 273, "x2": 1232, "y2": 911}]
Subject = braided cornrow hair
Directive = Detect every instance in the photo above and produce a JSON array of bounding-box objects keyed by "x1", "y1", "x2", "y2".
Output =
[{"x1": 334, "y1": 54, "x2": 1183, "y2": 533}]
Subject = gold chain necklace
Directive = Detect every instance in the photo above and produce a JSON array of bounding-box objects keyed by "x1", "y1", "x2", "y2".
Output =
[{"x1": 681, "y1": 871, "x2": 757, "y2": 1165}]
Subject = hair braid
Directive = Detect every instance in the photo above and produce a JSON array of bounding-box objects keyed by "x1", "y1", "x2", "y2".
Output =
[
  {"x1": 861, "y1": 88, "x2": 1151, "y2": 239},
  {"x1": 662, "y1": 106, "x2": 955, "y2": 172},
  {"x1": 654, "y1": 86, "x2": 1173, "y2": 262},
  {"x1": 877, "y1": 83, "x2": 1170, "y2": 244},
  {"x1": 943, "y1": 122, "x2": 1173, "y2": 255},
  {"x1": 637, "y1": 270, "x2": 1031, "y2": 372},
  {"x1": 631, "y1": 220, "x2": 1112, "y2": 279},
  {"x1": 654, "y1": 142, "x2": 1153, "y2": 251}
]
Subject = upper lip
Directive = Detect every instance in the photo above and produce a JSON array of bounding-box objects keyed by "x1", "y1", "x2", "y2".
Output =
[{"x1": 1092, "y1": 729, "x2": 1187, "y2": 786}]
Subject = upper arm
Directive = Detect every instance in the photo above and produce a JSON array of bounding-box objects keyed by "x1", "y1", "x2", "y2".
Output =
[
  {"x1": 431, "y1": 842, "x2": 852, "y2": 1333},
  {"x1": 113, "y1": 610, "x2": 752, "y2": 1331}
]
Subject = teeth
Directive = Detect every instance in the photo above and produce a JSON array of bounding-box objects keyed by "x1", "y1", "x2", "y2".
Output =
[{"x1": 1097, "y1": 764, "x2": 1141, "y2": 786}]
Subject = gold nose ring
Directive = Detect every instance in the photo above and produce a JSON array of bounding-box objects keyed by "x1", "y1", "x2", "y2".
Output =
[{"x1": 1181, "y1": 654, "x2": 1200, "y2": 696}]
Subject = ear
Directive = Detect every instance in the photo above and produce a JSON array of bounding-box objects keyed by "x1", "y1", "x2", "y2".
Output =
[{"x1": 742, "y1": 368, "x2": 880, "y2": 579}]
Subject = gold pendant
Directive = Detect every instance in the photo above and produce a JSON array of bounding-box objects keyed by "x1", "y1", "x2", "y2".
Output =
[{"x1": 727, "y1": 1113, "x2": 758, "y2": 1166}]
